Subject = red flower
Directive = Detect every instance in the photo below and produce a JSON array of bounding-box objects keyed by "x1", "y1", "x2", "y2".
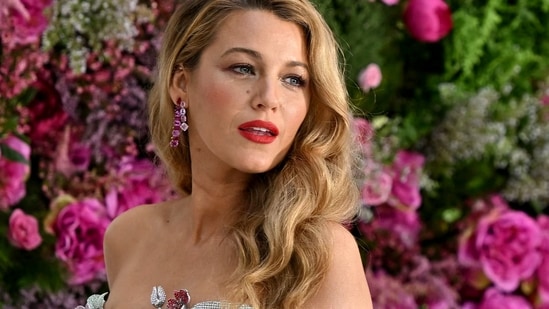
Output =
[{"x1": 403, "y1": 0, "x2": 453, "y2": 43}]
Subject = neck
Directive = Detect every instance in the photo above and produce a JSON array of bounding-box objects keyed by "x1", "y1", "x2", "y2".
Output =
[{"x1": 173, "y1": 168, "x2": 251, "y2": 245}]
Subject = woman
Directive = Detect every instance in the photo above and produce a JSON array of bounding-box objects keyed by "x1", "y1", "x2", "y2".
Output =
[{"x1": 81, "y1": 0, "x2": 372, "y2": 308}]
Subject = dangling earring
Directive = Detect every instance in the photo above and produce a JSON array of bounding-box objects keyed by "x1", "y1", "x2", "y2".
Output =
[{"x1": 169, "y1": 98, "x2": 188, "y2": 148}]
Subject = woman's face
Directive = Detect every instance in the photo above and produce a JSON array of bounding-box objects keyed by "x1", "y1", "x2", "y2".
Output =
[{"x1": 176, "y1": 9, "x2": 310, "y2": 175}]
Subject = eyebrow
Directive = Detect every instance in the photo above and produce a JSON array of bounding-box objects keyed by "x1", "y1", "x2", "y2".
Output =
[{"x1": 221, "y1": 47, "x2": 309, "y2": 71}]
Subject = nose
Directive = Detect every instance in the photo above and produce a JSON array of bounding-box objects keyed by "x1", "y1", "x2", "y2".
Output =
[{"x1": 253, "y1": 77, "x2": 280, "y2": 111}]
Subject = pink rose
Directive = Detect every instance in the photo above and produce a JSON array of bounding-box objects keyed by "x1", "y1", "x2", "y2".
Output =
[
  {"x1": 478, "y1": 288, "x2": 532, "y2": 309},
  {"x1": 358, "y1": 63, "x2": 382, "y2": 92},
  {"x1": 54, "y1": 198, "x2": 110, "y2": 284},
  {"x1": 8, "y1": 208, "x2": 42, "y2": 250},
  {"x1": 460, "y1": 209, "x2": 543, "y2": 292},
  {"x1": 403, "y1": 0, "x2": 453, "y2": 43},
  {"x1": 362, "y1": 164, "x2": 393, "y2": 206},
  {"x1": 0, "y1": 134, "x2": 31, "y2": 209}
]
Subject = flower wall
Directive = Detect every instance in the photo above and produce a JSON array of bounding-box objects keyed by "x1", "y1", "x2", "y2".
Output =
[{"x1": 1, "y1": 0, "x2": 549, "y2": 308}]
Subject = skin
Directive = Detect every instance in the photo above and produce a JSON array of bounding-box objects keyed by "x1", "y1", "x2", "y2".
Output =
[{"x1": 104, "y1": 10, "x2": 372, "y2": 308}]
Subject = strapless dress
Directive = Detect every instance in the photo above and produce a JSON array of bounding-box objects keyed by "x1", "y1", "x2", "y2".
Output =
[{"x1": 75, "y1": 286, "x2": 253, "y2": 309}]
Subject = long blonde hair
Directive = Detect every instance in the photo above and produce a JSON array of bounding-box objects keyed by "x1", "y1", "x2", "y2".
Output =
[{"x1": 148, "y1": 0, "x2": 360, "y2": 307}]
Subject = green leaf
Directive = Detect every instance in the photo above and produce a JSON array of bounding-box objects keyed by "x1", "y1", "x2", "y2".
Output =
[{"x1": 0, "y1": 143, "x2": 29, "y2": 164}]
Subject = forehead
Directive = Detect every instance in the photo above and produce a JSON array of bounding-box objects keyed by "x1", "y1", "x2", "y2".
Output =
[{"x1": 205, "y1": 9, "x2": 308, "y2": 62}]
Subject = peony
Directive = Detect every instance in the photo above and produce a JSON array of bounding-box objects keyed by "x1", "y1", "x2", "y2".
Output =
[
  {"x1": 403, "y1": 0, "x2": 453, "y2": 43},
  {"x1": 478, "y1": 288, "x2": 532, "y2": 309},
  {"x1": 459, "y1": 209, "x2": 543, "y2": 292},
  {"x1": 358, "y1": 63, "x2": 382, "y2": 92},
  {"x1": 0, "y1": 135, "x2": 31, "y2": 209},
  {"x1": 54, "y1": 198, "x2": 110, "y2": 284},
  {"x1": 8, "y1": 208, "x2": 42, "y2": 250}
]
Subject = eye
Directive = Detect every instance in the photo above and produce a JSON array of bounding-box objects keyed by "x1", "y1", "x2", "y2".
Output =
[
  {"x1": 231, "y1": 64, "x2": 255, "y2": 75},
  {"x1": 283, "y1": 75, "x2": 306, "y2": 87}
]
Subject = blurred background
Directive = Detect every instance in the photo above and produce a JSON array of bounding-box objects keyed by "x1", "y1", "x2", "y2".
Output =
[{"x1": 1, "y1": 0, "x2": 548, "y2": 307}]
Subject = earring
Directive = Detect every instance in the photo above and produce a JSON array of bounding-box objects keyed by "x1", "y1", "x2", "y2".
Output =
[{"x1": 169, "y1": 98, "x2": 188, "y2": 148}]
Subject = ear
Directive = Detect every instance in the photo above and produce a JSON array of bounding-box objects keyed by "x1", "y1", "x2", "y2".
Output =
[{"x1": 169, "y1": 68, "x2": 190, "y2": 105}]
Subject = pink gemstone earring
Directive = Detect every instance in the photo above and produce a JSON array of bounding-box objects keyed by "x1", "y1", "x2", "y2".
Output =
[{"x1": 169, "y1": 98, "x2": 189, "y2": 148}]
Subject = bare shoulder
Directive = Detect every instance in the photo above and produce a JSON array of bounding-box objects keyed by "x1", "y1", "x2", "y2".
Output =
[
  {"x1": 304, "y1": 222, "x2": 373, "y2": 308},
  {"x1": 103, "y1": 201, "x2": 168, "y2": 287}
]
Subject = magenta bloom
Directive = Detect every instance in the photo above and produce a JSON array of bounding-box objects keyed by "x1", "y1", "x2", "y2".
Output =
[
  {"x1": 8, "y1": 208, "x2": 42, "y2": 250},
  {"x1": 7, "y1": 0, "x2": 52, "y2": 46},
  {"x1": 403, "y1": 0, "x2": 453, "y2": 43},
  {"x1": 538, "y1": 216, "x2": 549, "y2": 305},
  {"x1": 0, "y1": 135, "x2": 31, "y2": 209},
  {"x1": 366, "y1": 269, "x2": 418, "y2": 309},
  {"x1": 478, "y1": 288, "x2": 532, "y2": 309},
  {"x1": 105, "y1": 158, "x2": 173, "y2": 219},
  {"x1": 54, "y1": 198, "x2": 110, "y2": 284},
  {"x1": 358, "y1": 63, "x2": 382, "y2": 92},
  {"x1": 362, "y1": 164, "x2": 393, "y2": 206},
  {"x1": 389, "y1": 150, "x2": 425, "y2": 209},
  {"x1": 459, "y1": 209, "x2": 543, "y2": 292}
]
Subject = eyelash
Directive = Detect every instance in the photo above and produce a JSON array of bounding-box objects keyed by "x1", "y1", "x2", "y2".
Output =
[{"x1": 230, "y1": 64, "x2": 307, "y2": 88}]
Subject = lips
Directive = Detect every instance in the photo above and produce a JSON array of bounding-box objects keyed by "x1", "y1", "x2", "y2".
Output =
[{"x1": 238, "y1": 120, "x2": 279, "y2": 144}]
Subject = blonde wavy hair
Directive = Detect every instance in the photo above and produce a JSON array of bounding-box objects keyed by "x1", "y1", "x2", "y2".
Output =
[{"x1": 148, "y1": 0, "x2": 360, "y2": 307}]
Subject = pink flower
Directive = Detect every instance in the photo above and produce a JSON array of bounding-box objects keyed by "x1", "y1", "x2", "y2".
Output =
[
  {"x1": 8, "y1": 208, "x2": 42, "y2": 250},
  {"x1": 54, "y1": 128, "x2": 92, "y2": 176},
  {"x1": 54, "y1": 198, "x2": 110, "y2": 284},
  {"x1": 478, "y1": 288, "x2": 532, "y2": 309},
  {"x1": 27, "y1": 76, "x2": 68, "y2": 143},
  {"x1": 0, "y1": 135, "x2": 31, "y2": 209},
  {"x1": 459, "y1": 209, "x2": 543, "y2": 292},
  {"x1": 403, "y1": 0, "x2": 453, "y2": 43},
  {"x1": 358, "y1": 63, "x2": 382, "y2": 92},
  {"x1": 366, "y1": 269, "x2": 419, "y2": 309},
  {"x1": 6, "y1": 0, "x2": 52, "y2": 46},
  {"x1": 362, "y1": 163, "x2": 393, "y2": 206},
  {"x1": 361, "y1": 204, "x2": 421, "y2": 248},
  {"x1": 538, "y1": 216, "x2": 549, "y2": 305},
  {"x1": 389, "y1": 150, "x2": 425, "y2": 209},
  {"x1": 353, "y1": 117, "x2": 374, "y2": 156},
  {"x1": 106, "y1": 158, "x2": 173, "y2": 219},
  {"x1": 381, "y1": 0, "x2": 399, "y2": 5}
]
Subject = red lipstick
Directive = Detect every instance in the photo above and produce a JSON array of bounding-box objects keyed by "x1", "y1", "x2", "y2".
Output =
[{"x1": 238, "y1": 120, "x2": 279, "y2": 144}]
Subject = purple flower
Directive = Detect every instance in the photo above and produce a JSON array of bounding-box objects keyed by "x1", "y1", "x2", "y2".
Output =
[
  {"x1": 8, "y1": 208, "x2": 42, "y2": 250},
  {"x1": 0, "y1": 135, "x2": 31, "y2": 209},
  {"x1": 403, "y1": 0, "x2": 453, "y2": 43},
  {"x1": 459, "y1": 209, "x2": 543, "y2": 292},
  {"x1": 366, "y1": 269, "x2": 419, "y2": 309},
  {"x1": 478, "y1": 288, "x2": 532, "y2": 309},
  {"x1": 54, "y1": 198, "x2": 110, "y2": 285},
  {"x1": 358, "y1": 63, "x2": 382, "y2": 92}
]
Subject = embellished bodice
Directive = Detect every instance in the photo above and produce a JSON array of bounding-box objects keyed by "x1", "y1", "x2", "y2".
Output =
[{"x1": 76, "y1": 286, "x2": 252, "y2": 309}]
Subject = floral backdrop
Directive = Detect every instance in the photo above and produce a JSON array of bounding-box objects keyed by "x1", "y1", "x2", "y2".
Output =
[{"x1": 1, "y1": 0, "x2": 548, "y2": 308}]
